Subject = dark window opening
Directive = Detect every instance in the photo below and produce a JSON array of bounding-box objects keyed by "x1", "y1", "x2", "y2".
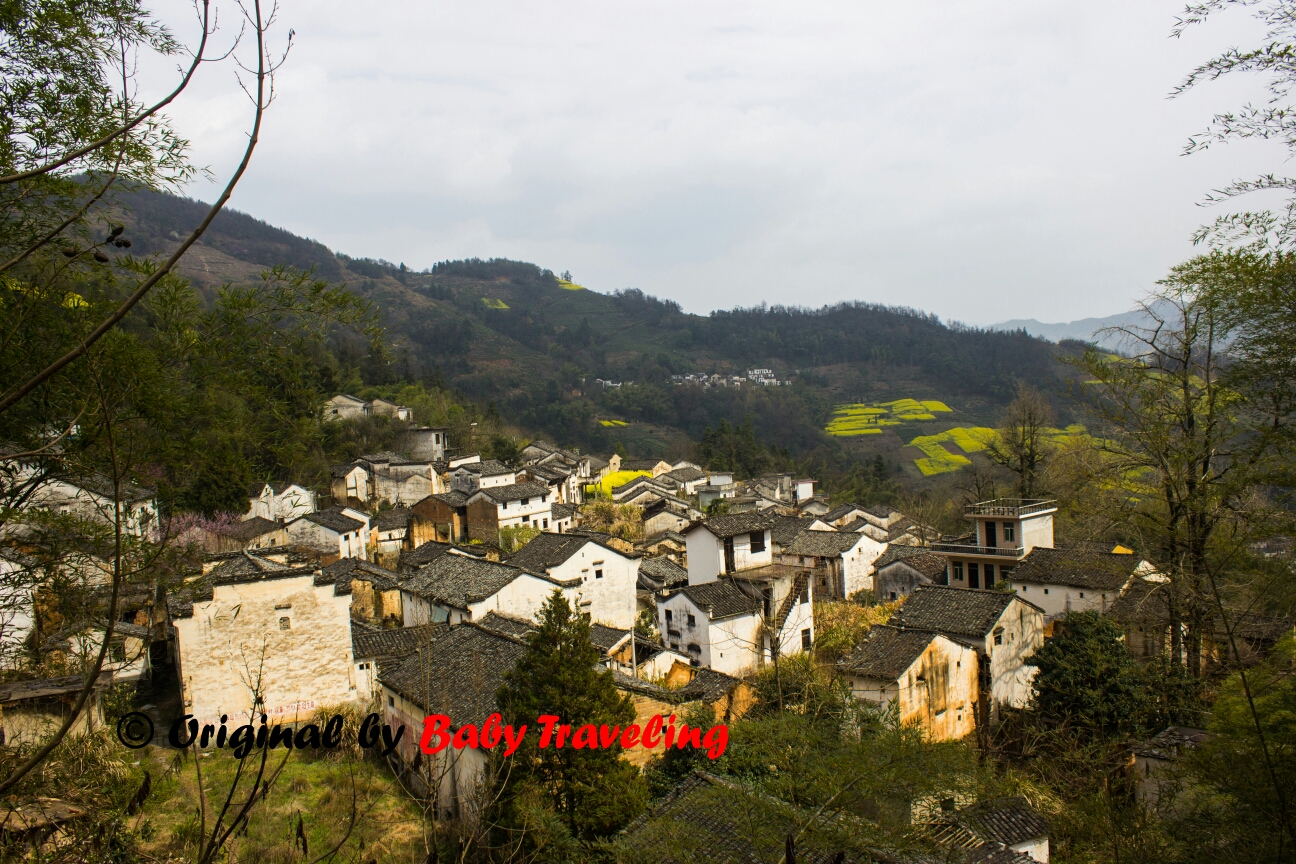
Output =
[
  {"x1": 801, "y1": 628, "x2": 812, "y2": 651},
  {"x1": 750, "y1": 531, "x2": 766, "y2": 553}
]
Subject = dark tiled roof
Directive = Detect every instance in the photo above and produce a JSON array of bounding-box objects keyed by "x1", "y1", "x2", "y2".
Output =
[
  {"x1": 958, "y1": 797, "x2": 1050, "y2": 845},
  {"x1": 526, "y1": 463, "x2": 571, "y2": 482},
  {"x1": 401, "y1": 555, "x2": 526, "y2": 608},
  {"x1": 697, "y1": 511, "x2": 778, "y2": 538},
  {"x1": 301, "y1": 509, "x2": 364, "y2": 534},
  {"x1": 1132, "y1": 725, "x2": 1211, "y2": 759},
  {"x1": 771, "y1": 516, "x2": 814, "y2": 546},
  {"x1": 838, "y1": 625, "x2": 936, "y2": 681},
  {"x1": 878, "y1": 552, "x2": 949, "y2": 580},
  {"x1": 351, "y1": 621, "x2": 445, "y2": 660},
  {"x1": 621, "y1": 772, "x2": 876, "y2": 864},
  {"x1": 639, "y1": 556, "x2": 688, "y2": 588},
  {"x1": 590, "y1": 623, "x2": 630, "y2": 652},
  {"x1": 323, "y1": 557, "x2": 399, "y2": 592},
  {"x1": 506, "y1": 533, "x2": 595, "y2": 574},
  {"x1": 460, "y1": 459, "x2": 513, "y2": 477},
  {"x1": 474, "y1": 481, "x2": 550, "y2": 503},
  {"x1": 672, "y1": 581, "x2": 762, "y2": 620},
  {"x1": 431, "y1": 490, "x2": 470, "y2": 508},
  {"x1": 398, "y1": 540, "x2": 454, "y2": 573},
  {"x1": 889, "y1": 586, "x2": 1038, "y2": 640},
  {"x1": 378, "y1": 624, "x2": 528, "y2": 726},
  {"x1": 371, "y1": 507, "x2": 411, "y2": 532},
  {"x1": 784, "y1": 530, "x2": 866, "y2": 557},
  {"x1": 551, "y1": 502, "x2": 578, "y2": 520},
  {"x1": 330, "y1": 462, "x2": 362, "y2": 478},
  {"x1": 359, "y1": 451, "x2": 406, "y2": 464},
  {"x1": 0, "y1": 670, "x2": 114, "y2": 703},
  {"x1": 1107, "y1": 577, "x2": 1171, "y2": 624},
  {"x1": 871, "y1": 543, "x2": 928, "y2": 571},
  {"x1": 221, "y1": 516, "x2": 282, "y2": 541},
  {"x1": 823, "y1": 503, "x2": 865, "y2": 523},
  {"x1": 476, "y1": 611, "x2": 536, "y2": 639},
  {"x1": 207, "y1": 551, "x2": 289, "y2": 580},
  {"x1": 620, "y1": 459, "x2": 664, "y2": 472},
  {"x1": 663, "y1": 466, "x2": 706, "y2": 483},
  {"x1": 1010, "y1": 547, "x2": 1139, "y2": 591},
  {"x1": 675, "y1": 667, "x2": 743, "y2": 703}
]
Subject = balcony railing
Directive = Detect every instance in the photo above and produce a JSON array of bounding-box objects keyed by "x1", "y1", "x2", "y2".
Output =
[
  {"x1": 929, "y1": 542, "x2": 1027, "y2": 559},
  {"x1": 963, "y1": 499, "x2": 1057, "y2": 518}
]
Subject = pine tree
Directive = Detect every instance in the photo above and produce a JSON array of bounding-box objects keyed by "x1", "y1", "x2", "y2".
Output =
[{"x1": 494, "y1": 591, "x2": 648, "y2": 841}]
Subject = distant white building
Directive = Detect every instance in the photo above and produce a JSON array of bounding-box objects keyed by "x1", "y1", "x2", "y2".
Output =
[{"x1": 245, "y1": 482, "x2": 316, "y2": 522}]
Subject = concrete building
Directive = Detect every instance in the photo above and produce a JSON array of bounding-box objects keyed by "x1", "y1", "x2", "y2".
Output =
[{"x1": 932, "y1": 499, "x2": 1057, "y2": 590}]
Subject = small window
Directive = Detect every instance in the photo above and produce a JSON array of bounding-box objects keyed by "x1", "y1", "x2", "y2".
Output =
[
  {"x1": 801, "y1": 628, "x2": 811, "y2": 651},
  {"x1": 750, "y1": 531, "x2": 766, "y2": 552},
  {"x1": 664, "y1": 610, "x2": 673, "y2": 623},
  {"x1": 595, "y1": 569, "x2": 603, "y2": 579},
  {"x1": 1079, "y1": 592, "x2": 1085, "y2": 598},
  {"x1": 993, "y1": 627, "x2": 1003, "y2": 646},
  {"x1": 388, "y1": 695, "x2": 394, "y2": 707},
  {"x1": 521, "y1": 498, "x2": 529, "y2": 506},
  {"x1": 1003, "y1": 522, "x2": 1015, "y2": 542},
  {"x1": 279, "y1": 617, "x2": 291, "y2": 630},
  {"x1": 522, "y1": 514, "x2": 529, "y2": 523},
  {"x1": 953, "y1": 562, "x2": 964, "y2": 581},
  {"x1": 1044, "y1": 588, "x2": 1049, "y2": 595},
  {"x1": 687, "y1": 614, "x2": 696, "y2": 627},
  {"x1": 543, "y1": 519, "x2": 549, "y2": 529},
  {"x1": 889, "y1": 592, "x2": 897, "y2": 600}
]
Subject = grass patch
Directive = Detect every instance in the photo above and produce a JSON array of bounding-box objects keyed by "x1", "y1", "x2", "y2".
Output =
[
  {"x1": 599, "y1": 419, "x2": 627, "y2": 427},
  {"x1": 557, "y1": 279, "x2": 586, "y2": 290},
  {"x1": 481, "y1": 297, "x2": 509, "y2": 309}
]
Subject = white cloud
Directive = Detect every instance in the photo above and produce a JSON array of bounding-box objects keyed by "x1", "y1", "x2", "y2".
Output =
[{"x1": 142, "y1": 0, "x2": 1285, "y2": 324}]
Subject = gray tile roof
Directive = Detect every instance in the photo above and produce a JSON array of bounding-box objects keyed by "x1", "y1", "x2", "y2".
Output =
[
  {"x1": 323, "y1": 557, "x2": 400, "y2": 592},
  {"x1": 551, "y1": 502, "x2": 578, "y2": 520},
  {"x1": 359, "y1": 451, "x2": 406, "y2": 464},
  {"x1": 639, "y1": 556, "x2": 688, "y2": 589},
  {"x1": 460, "y1": 459, "x2": 513, "y2": 477},
  {"x1": 663, "y1": 466, "x2": 706, "y2": 483},
  {"x1": 476, "y1": 611, "x2": 537, "y2": 639},
  {"x1": 770, "y1": 516, "x2": 815, "y2": 547},
  {"x1": 878, "y1": 552, "x2": 949, "y2": 580},
  {"x1": 431, "y1": 490, "x2": 470, "y2": 508},
  {"x1": 1010, "y1": 547, "x2": 1140, "y2": 591},
  {"x1": 207, "y1": 551, "x2": 290, "y2": 580},
  {"x1": 351, "y1": 621, "x2": 445, "y2": 661},
  {"x1": 889, "y1": 586, "x2": 1038, "y2": 640},
  {"x1": 370, "y1": 507, "x2": 411, "y2": 532},
  {"x1": 506, "y1": 533, "x2": 596, "y2": 574},
  {"x1": 674, "y1": 667, "x2": 743, "y2": 703},
  {"x1": 330, "y1": 462, "x2": 362, "y2": 479},
  {"x1": 620, "y1": 459, "x2": 664, "y2": 472},
  {"x1": 958, "y1": 797, "x2": 1050, "y2": 845},
  {"x1": 221, "y1": 516, "x2": 282, "y2": 541},
  {"x1": 589, "y1": 623, "x2": 630, "y2": 653},
  {"x1": 784, "y1": 530, "x2": 866, "y2": 557},
  {"x1": 378, "y1": 624, "x2": 528, "y2": 726},
  {"x1": 402, "y1": 555, "x2": 527, "y2": 609},
  {"x1": 621, "y1": 772, "x2": 877, "y2": 864},
  {"x1": 474, "y1": 481, "x2": 550, "y2": 503},
  {"x1": 301, "y1": 508, "x2": 364, "y2": 534},
  {"x1": 871, "y1": 543, "x2": 928, "y2": 571},
  {"x1": 672, "y1": 580, "x2": 763, "y2": 620},
  {"x1": 697, "y1": 511, "x2": 778, "y2": 538},
  {"x1": 823, "y1": 503, "x2": 866, "y2": 523},
  {"x1": 838, "y1": 625, "x2": 937, "y2": 681},
  {"x1": 397, "y1": 540, "x2": 454, "y2": 574}
]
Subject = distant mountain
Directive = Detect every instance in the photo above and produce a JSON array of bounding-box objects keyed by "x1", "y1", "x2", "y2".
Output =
[
  {"x1": 108, "y1": 186, "x2": 1085, "y2": 460},
  {"x1": 992, "y1": 302, "x2": 1168, "y2": 350}
]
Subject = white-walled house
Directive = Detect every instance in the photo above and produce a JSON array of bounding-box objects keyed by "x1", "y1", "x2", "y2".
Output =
[
  {"x1": 657, "y1": 577, "x2": 813, "y2": 676},
  {"x1": 285, "y1": 508, "x2": 369, "y2": 560},
  {"x1": 506, "y1": 533, "x2": 639, "y2": 629},
  {"x1": 465, "y1": 482, "x2": 554, "y2": 543},
  {"x1": 245, "y1": 482, "x2": 316, "y2": 522},
  {"x1": 330, "y1": 463, "x2": 369, "y2": 504},
  {"x1": 25, "y1": 474, "x2": 158, "y2": 536},
  {"x1": 168, "y1": 553, "x2": 356, "y2": 727},
  {"x1": 684, "y1": 512, "x2": 778, "y2": 582},
  {"x1": 779, "y1": 529, "x2": 885, "y2": 600},
  {"x1": 887, "y1": 586, "x2": 1045, "y2": 720},
  {"x1": 1007, "y1": 546, "x2": 1146, "y2": 623},
  {"x1": 400, "y1": 554, "x2": 579, "y2": 627},
  {"x1": 450, "y1": 459, "x2": 516, "y2": 494}
]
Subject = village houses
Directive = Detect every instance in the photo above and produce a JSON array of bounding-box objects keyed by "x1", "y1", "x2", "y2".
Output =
[
  {"x1": 284, "y1": 507, "x2": 370, "y2": 561},
  {"x1": 465, "y1": 481, "x2": 554, "y2": 542},
  {"x1": 932, "y1": 499, "x2": 1058, "y2": 590}
]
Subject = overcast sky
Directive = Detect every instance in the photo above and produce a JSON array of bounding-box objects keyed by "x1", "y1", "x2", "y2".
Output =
[{"x1": 146, "y1": 1, "x2": 1284, "y2": 325}]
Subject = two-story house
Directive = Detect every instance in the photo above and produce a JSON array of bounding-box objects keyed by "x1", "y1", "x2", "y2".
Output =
[
  {"x1": 506, "y1": 533, "x2": 640, "y2": 628},
  {"x1": 400, "y1": 554, "x2": 578, "y2": 626},
  {"x1": 466, "y1": 482, "x2": 553, "y2": 543},
  {"x1": 450, "y1": 459, "x2": 516, "y2": 494},
  {"x1": 887, "y1": 585, "x2": 1045, "y2": 721},
  {"x1": 1006, "y1": 546, "x2": 1146, "y2": 625},
  {"x1": 778, "y1": 529, "x2": 885, "y2": 600},
  {"x1": 932, "y1": 499, "x2": 1057, "y2": 590}
]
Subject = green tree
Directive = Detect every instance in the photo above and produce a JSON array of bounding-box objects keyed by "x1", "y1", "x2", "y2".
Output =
[
  {"x1": 1026, "y1": 612, "x2": 1151, "y2": 738},
  {"x1": 493, "y1": 591, "x2": 648, "y2": 842},
  {"x1": 700, "y1": 416, "x2": 770, "y2": 478}
]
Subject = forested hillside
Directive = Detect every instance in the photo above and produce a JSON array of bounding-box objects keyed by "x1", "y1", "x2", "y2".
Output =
[{"x1": 112, "y1": 186, "x2": 1083, "y2": 467}]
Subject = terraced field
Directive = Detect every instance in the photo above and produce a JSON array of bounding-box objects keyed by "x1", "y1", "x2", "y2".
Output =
[
  {"x1": 904, "y1": 424, "x2": 1092, "y2": 476},
  {"x1": 584, "y1": 470, "x2": 652, "y2": 497},
  {"x1": 825, "y1": 398, "x2": 953, "y2": 436}
]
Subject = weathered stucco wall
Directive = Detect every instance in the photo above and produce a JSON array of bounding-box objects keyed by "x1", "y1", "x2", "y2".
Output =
[{"x1": 173, "y1": 575, "x2": 356, "y2": 726}]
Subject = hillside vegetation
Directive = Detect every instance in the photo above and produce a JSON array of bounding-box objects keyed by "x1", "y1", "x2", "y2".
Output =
[{"x1": 110, "y1": 187, "x2": 1085, "y2": 467}]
